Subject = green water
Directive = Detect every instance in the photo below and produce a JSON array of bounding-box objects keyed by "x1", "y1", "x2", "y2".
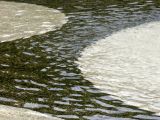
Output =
[{"x1": 1, "y1": 0, "x2": 160, "y2": 119}]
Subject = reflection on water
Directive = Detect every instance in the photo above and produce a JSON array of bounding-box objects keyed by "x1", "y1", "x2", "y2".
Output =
[
  {"x1": 1, "y1": 0, "x2": 160, "y2": 119},
  {"x1": 78, "y1": 21, "x2": 160, "y2": 115},
  {"x1": 0, "y1": 1, "x2": 67, "y2": 42}
]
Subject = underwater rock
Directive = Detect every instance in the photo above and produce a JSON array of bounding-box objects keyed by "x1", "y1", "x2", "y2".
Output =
[
  {"x1": 77, "y1": 21, "x2": 160, "y2": 115},
  {"x1": 0, "y1": 1, "x2": 67, "y2": 42},
  {"x1": 0, "y1": 105, "x2": 63, "y2": 120}
]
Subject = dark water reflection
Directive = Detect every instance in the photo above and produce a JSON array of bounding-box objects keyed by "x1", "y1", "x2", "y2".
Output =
[{"x1": 1, "y1": 0, "x2": 160, "y2": 119}]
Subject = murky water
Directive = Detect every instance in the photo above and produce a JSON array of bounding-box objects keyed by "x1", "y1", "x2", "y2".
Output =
[{"x1": 1, "y1": 0, "x2": 160, "y2": 119}]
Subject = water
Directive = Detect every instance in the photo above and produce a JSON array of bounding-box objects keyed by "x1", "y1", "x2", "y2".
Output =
[
  {"x1": 0, "y1": 0, "x2": 160, "y2": 119},
  {"x1": 0, "y1": 1, "x2": 67, "y2": 42},
  {"x1": 78, "y1": 21, "x2": 160, "y2": 115},
  {"x1": 0, "y1": 105, "x2": 62, "y2": 120}
]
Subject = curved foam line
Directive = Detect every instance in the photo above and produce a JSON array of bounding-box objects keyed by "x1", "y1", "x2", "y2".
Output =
[
  {"x1": 0, "y1": 1, "x2": 67, "y2": 42},
  {"x1": 77, "y1": 21, "x2": 160, "y2": 115}
]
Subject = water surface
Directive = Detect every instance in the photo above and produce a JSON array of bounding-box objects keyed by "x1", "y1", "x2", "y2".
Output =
[
  {"x1": 0, "y1": 1, "x2": 67, "y2": 42},
  {"x1": 1, "y1": 0, "x2": 160, "y2": 119},
  {"x1": 78, "y1": 21, "x2": 160, "y2": 115}
]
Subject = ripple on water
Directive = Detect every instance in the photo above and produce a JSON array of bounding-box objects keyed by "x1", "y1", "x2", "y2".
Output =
[
  {"x1": 77, "y1": 21, "x2": 160, "y2": 115},
  {"x1": 0, "y1": 1, "x2": 67, "y2": 42},
  {"x1": 1, "y1": 0, "x2": 160, "y2": 119}
]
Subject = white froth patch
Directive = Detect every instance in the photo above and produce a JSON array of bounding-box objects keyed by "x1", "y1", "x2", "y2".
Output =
[
  {"x1": 0, "y1": 1, "x2": 67, "y2": 42},
  {"x1": 77, "y1": 21, "x2": 160, "y2": 115}
]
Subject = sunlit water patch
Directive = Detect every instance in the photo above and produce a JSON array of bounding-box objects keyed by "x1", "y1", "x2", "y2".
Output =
[
  {"x1": 0, "y1": 1, "x2": 67, "y2": 42},
  {"x1": 77, "y1": 21, "x2": 160, "y2": 115},
  {"x1": 0, "y1": 105, "x2": 62, "y2": 120}
]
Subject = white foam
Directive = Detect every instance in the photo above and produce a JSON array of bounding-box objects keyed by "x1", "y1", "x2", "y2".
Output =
[
  {"x1": 77, "y1": 21, "x2": 160, "y2": 115},
  {"x1": 0, "y1": 1, "x2": 67, "y2": 42}
]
